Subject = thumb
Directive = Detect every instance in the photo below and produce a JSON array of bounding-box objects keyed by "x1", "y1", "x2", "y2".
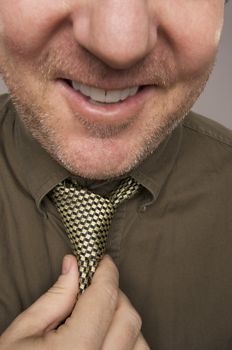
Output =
[{"x1": 8, "y1": 255, "x2": 79, "y2": 339}]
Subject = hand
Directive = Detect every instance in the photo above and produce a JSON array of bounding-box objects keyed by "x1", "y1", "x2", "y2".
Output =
[{"x1": 0, "y1": 255, "x2": 150, "y2": 349}]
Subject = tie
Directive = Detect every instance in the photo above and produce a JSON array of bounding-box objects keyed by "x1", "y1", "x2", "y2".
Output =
[{"x1": 50, "y1": 177, "x2": 140, "y2": 293}]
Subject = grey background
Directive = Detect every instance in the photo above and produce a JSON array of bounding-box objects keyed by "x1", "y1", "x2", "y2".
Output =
[
  {"x1": 0, "y1": 3, "x2": 231, "y2": 129},
  {"x1": 193, "y1": 1, "x2": 232, "y2": 129}
]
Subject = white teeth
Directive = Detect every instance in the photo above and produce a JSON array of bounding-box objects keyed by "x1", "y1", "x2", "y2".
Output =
[
  {"x1": 129, "y1": 86, "x2": 139, "y2": 96},
  {"x1": 90, "y1": 87, "x2": 106, "y2": 103},
  {"x1": 80, "y1": 84, "x2": 91, "y2": 98},
  {"x1": 72, "y1": 81, "x2": 80, "y2": 91},
  {"x1": 120, "y1": 88, "x2": 130, "y2": 101},
  {"x1": 71, "y1": 81, "x2": 139, "y2": 104},
  {"x1": 105, "y1": 90, "x2": 121, "y2": 103}
]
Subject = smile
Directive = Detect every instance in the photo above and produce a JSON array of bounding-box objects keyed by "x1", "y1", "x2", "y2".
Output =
[
  {"x1": 57, "y1": 78, "x2": 155, "y2": 126},
  {"x1": 68, "y1": 80, "x2": 140, "y2": 105}
]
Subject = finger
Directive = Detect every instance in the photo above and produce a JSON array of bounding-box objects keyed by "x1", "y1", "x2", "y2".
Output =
[
  {"x1": 102, "y1": 291, "x2": 142, "y2": 350},
  {"x1": 4, "y1": 255, "x2": 79, "y2": 341},
  {"x1": 61, "y1": 255, "x2": 119, "y2": 349},
  {"x1": 133, "y1": 333, "x2": 151, "y2": 350}
]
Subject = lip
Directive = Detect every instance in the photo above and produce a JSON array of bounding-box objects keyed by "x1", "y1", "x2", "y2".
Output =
[{"x1": 56, "y1": 79, "x2": 155, "y2": 125}]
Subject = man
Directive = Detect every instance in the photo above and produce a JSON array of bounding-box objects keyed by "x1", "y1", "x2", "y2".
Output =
[{"x1": 0, "y1": 0, "x2": 231, "y2": 348}]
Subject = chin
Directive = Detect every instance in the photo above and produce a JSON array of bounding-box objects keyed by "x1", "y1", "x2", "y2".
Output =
[{"x1": 51, "y1": 144, "x2": 139, "y2": 180}]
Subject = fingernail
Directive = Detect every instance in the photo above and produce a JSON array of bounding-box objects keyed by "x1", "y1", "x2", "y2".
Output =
[{"x1": 62, "y1": 255, "x2": 72, "y2": 275}]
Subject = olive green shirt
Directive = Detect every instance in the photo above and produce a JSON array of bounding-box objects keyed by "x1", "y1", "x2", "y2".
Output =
[{"x1": 1, "y1": 94, "x2": 232, "y2": 349}]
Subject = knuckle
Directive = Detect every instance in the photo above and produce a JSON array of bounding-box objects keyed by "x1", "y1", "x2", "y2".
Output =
[
  {"x1": 124, "y1": 307, "x2": 142, "y2": 339},
  {"x1": 101, "y1": 282, "x2": 118, "y2": 307},
  {"x1": 126, "y1": 308, "x2": 142, "y2": 336},
  {"x1": 47, "y1": 283, "x2": 66, "y2": 296}
]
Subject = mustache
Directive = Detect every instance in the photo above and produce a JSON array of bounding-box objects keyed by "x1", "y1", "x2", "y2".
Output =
[{"x1": 38, "y1": 36, "x2": 178, "y2": 90}]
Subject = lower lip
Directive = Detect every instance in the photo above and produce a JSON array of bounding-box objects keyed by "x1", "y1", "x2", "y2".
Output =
[{"x1": 56, "y1": 80, "x2": 155, "y2": 125}]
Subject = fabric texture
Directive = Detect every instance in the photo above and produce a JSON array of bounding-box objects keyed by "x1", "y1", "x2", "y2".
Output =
[
  {"x1": 50, "y1": 178, "x2": 140, "y2": 292},
  {"x1": 1, "y1": 94, "x2": 232, "y2": 349}
]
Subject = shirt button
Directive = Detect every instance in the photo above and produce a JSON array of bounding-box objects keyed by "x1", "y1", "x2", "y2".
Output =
[{"x1": 139, "y1": 204, "x2": 147, "y2": 213}]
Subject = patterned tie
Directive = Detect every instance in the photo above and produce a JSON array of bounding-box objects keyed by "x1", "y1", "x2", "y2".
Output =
[{"x1": 50, "y1": 177, "x2": 140, "y2": 293}]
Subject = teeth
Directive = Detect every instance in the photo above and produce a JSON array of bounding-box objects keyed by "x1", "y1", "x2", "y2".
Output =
[
  {"x1": 129, "y1": 87, "x2": 139, "y2": 96},
  {"x1": 105, "y1": 90, "x2": 121, "y2": 103},
  {"x1": 80, "y1": 84, "x2": 91, "y2": 98},
  {"x1": 120, "y1": 88, "x2": 130, "y2": 101},
  {"x1": 72, "y1": 81, "x2": 80, "y2": 91},
  {"x1": 71, "y1": 81, "x2": 139, "y2": 104},
  {"x1": 91, "y1": 87, "x2": 105, "y2": 103}
]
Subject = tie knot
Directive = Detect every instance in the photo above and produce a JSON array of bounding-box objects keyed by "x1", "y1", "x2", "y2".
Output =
[
  {"x1": 50, "y1": 177, "x2": 140, "y2": 292},
  {"x1": 52, "y1": 176, "x2": 140, "y2": 209}
]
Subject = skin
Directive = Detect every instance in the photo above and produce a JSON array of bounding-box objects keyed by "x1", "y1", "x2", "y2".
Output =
[
  {"x1": 0, "y1": 0, "x2": 225, "y2": 180},
  {"x1": 0, "y1": 255, "x2": 150, "y2": 349},
  {"x1": 0, "y1": 0, "x2": 225, "y2": 347}
]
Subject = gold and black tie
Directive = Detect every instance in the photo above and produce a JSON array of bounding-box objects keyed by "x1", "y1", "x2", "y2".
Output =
[{"x1": 50, "y1": 177, "x2": 139, "y2": 293}]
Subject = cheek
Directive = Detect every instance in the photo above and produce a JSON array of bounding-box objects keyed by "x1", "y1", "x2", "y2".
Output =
[
  {"x1": 0, "y1": 0, "x2": 70, "y2": 56},
  {"x1": 161, "y1": 1, "x2": 224, "y2": 78}
]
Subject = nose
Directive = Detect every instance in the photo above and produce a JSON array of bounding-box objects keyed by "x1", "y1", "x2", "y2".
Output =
[{"x1": 71, "y1": 0, "x2": 158, "y2": 69}]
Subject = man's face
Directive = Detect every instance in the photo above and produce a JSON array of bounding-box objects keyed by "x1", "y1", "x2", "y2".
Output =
[{"x1": 0, "y1": 0, "x2": 224, "y2": 179}]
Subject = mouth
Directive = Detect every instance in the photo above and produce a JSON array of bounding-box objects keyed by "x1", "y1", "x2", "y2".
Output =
[
  {"x1": 63, "y1": 79, "x2": 146, "y2": 106},
  {"x1": 56, "y1": 77, "x2": 155, "y2": 127}
]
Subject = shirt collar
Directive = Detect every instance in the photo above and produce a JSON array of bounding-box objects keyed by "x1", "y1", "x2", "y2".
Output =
[
  {"x1": 7, "y1": 97, "x2": 182, "y2": 210},
  {"x1": 131, "y1": 125, "x2": 182, "y2": 206},
  {"x1": 10, "y1": 103, "x2": 70, "y2": 211}
]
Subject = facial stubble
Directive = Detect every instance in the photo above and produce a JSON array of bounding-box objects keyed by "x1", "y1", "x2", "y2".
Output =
[{"x1": 1, "y1": 45, "x2": 214, "y2": 180}]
